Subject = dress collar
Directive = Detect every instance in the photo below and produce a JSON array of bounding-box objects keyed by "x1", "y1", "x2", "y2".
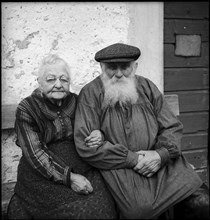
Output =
[{"x1": 31, "y1": 88, "x2": 77, "y2": 120}]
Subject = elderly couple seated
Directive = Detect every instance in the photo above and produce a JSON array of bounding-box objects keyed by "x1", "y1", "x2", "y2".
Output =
[{"x1": 7, "y1": 43, "x2": 209, "y2": 219}]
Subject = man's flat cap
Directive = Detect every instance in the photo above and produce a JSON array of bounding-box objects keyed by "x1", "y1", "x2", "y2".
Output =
[{"x1": 95, "y1": 43, "x2": 141, "y2": 62}]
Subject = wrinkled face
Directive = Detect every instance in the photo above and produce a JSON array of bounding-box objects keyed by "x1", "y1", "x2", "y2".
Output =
[
  {"x1": 100, "y1": 61, "x2": 139, "y2": 107},
  {"x1": 101, "y1": 61, "x2": 137, "y2": 82},
  {"x1": 38, "y1": 61, "x2": 70, "y2": 100}
]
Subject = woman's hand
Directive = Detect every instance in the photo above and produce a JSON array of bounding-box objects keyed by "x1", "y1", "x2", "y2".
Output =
[
  {"x1": 84, "y1": 130, "x2": 104, "y2": 148},
  {"x1": 70, "y1": 173, "x2": 93, "y2": 195},
  {"x1": 133, "y1": 150, "x2": 161, "y2": 178}
]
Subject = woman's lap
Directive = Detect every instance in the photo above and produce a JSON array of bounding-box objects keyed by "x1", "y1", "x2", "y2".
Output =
[
  {"x1": 9, "y1": 168, "x2": 117, "y2": 219},
  {"x1": 8, "y1": 140, "x2": 117, "y2": 219}
]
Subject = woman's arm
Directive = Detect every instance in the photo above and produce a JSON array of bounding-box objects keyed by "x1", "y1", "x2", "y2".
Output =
[{"x1": 15, "y1": 101, "x2": 93, "y2": 193}]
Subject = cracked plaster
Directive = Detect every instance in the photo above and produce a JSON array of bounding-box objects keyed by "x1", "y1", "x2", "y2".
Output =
[{"x1": 2, "y1": 2, "x2": 129, "y2": 105}]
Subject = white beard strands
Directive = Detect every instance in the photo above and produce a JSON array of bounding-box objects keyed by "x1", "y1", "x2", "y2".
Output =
[{"x1": 101, "y1": 73, "x2": 138, "y2": 108}]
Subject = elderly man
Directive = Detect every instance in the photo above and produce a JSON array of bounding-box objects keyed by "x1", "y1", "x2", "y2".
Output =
[{"x1": 74, "y1": 43, "x2": 209, "y2": 219}]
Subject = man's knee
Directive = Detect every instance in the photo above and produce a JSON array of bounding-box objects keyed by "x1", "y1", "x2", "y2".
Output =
[{"x1": 174, "y1": 184, "x2": 209, "y2": 219}]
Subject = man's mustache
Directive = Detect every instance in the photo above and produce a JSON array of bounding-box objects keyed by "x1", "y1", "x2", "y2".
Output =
[{"x1": 110, "y1": 78, "x2": 128, "y2": 84}]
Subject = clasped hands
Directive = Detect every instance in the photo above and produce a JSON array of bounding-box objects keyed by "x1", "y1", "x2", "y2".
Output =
[
  {"x1": 133, "y1": 150, "x2": 161, "y2": 178},
  {"x1": 85, "y1": 130, "x2": 161, "y2": 177},
  {"x1": 72, "y1": 131, "x2": 161, "y2": 195},
  {"x1": 84, "y1": 130, "x2": 162, "y2": 179},
  {"x1": 84, "y1": 130, "x2": 162, "y2": 178}
]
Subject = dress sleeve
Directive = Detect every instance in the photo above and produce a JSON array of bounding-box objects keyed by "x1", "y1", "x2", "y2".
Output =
[
  {"x1": 15, "y1": 103, "x2": 71, "y2": 187},
  {"x1": 144, "y1": 79, "x2": 183, "y2": 167},
  {"x1": 74, "y1": 91, "x2": 138, "y2": 170}
]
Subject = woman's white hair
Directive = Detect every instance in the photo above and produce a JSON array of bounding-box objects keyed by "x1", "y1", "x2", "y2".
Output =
[{"x1": 37, "y1": 54, "x2": 71, "y2": 80}]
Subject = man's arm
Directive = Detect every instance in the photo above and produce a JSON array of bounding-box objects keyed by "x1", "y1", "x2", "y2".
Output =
[
  {"x1": 134, "y1": 78, "x2": 183, "y2": 177},
  {"x1": 152, "y1": 91, "x2": 183, "y2": 167},
  {"x1": 74, "y1": 89, "x2": 139, "y2": 170}
]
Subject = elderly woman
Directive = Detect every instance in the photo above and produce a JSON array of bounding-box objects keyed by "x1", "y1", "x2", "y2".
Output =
[{"x1": 7, "y1": 54, "x2": 117, "y2": 219}]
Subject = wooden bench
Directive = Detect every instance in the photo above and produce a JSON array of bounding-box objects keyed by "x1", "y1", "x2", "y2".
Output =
[
  {"x1": 1, "y1": 95, "x2": 180, "y2": 129},
  {"x1": 1, "y1": 95, "x2": 180, "y2": 218}
]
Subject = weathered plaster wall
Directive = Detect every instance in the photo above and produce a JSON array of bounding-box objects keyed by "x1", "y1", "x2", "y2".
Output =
[
  {"x1": 2, "y1": 2, "x2": 130, "y2": 105},
  {"x1": 2, "y1": 2, "x2": 163, "y2": 184},
  {"x1": 2, "y1": 130, "x2": 21, "y2": 183},
  {"x1": 128, "y1": 2, "x2": 164, "y2": 92}
]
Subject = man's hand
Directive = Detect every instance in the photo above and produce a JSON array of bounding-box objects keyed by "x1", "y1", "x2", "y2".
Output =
[
  {"x1": 70, "y1": 172, "x2": 93, "y2": 195},
  {"x1": 133, "y1": 150, "x2": 161, "y2": 178},
  {"x1": 85, "y1": 130, "x2": 104, "y2": 148}
]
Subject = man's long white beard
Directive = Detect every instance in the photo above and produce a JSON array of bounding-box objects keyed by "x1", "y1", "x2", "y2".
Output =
[{"x1": 101, "y1": 73, "x2": 139, "y2": 108}]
